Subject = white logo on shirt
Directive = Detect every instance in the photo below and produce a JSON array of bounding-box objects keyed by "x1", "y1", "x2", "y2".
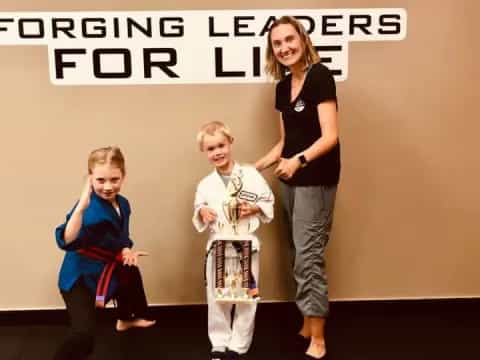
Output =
[{"x1": 294, "y1": 99, "x2": 305, "y2": 112}]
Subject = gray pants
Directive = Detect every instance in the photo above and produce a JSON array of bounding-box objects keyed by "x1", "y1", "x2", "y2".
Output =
[{"x1": 279, "y1": 182, "x2": 337, "y2": 317}]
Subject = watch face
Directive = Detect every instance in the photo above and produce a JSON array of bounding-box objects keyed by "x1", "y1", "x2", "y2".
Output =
[{"x1": 299, "y1": 155, "x2": 307, "y2": 167}]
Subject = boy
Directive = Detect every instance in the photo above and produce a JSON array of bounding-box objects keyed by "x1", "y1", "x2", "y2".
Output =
[{"x1": 193, "y1": 121, "x2": 274, "y2": 360}]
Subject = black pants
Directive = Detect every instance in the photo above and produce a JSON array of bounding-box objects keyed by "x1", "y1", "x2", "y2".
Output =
[
  {"x1": 53, "y1": 266, "x2": 149, "y2": 360},
  {"x1": 115, "y1": 264, "x2": 149, "y2": 320}
]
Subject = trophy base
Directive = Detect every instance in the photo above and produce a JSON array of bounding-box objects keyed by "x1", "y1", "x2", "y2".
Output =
[
  {"x1": 212, "y1": 233, "x2": 255, "y2": 242},
  {"x1": 215, "y1": 297, "x2": 261, "y2": 304},
  {"x1": 214, "y1": 287, "x2": 260, "y2": 304},
  {"x1": 214, "y1": 294, "x2": 261, "y2": 304}
]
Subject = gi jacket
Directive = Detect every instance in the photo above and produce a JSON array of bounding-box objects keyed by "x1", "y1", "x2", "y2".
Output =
[
  {"x1": 55, "y1": 192, "x2": 133, "y2": 299},
  {"x1": 193, "y1": 163, "x2": 274, "y2": 251}
]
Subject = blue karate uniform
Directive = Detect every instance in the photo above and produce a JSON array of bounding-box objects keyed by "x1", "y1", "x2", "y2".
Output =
[{"x1": 55, "y1": 191, "x2": 133, "y2": 300}]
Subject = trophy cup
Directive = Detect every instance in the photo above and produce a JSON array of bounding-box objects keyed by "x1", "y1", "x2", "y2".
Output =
[{"x1": 213, "y1": 171, "x2": 258, "y2": 303}]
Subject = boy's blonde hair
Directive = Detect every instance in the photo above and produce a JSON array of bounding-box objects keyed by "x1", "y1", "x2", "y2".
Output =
[
  {"x1": 88, "y1": 146, "x2": 126, "y2": 175},
  {"x1": 197, "y1": 121, "x2": 234, "y2": 151},
  {"x1": 265, "y1": 16, "x2": 320, "y2": 80}
]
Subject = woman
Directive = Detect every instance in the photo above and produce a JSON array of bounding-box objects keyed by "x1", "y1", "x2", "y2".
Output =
[{"x1": 255, "y1": 16, "x2": 340, "y2": 359}]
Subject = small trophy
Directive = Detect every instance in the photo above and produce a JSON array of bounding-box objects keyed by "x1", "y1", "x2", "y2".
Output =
[{"x1": 213, "y1": 171, "x2": 259, "y2": 303}]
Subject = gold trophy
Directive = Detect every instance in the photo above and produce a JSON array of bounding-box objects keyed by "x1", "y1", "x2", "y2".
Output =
[
  {"x1": 213, "y1": 171, "x2": 257, "y2": 303},
  {"x1": 220, "y1": 172, "x2": 243, "y2": 234}
]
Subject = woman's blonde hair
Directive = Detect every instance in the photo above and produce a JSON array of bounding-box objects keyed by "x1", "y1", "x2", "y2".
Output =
[
  {"x1": 88, "y1": 146, "x2": 126, "y2": 175},
  {"x1": 196, "y1": 121, "x2": 234, "y2": 151},
  {"x1": 265, "y1": 16, "x2": 320, "y2": 80}
]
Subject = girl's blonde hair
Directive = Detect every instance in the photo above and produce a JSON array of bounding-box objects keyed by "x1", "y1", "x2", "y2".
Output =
[
  {"x1": 196, "y1": 121, "x2": 234, "y2": 151},
  {"x1": 88, "y1": 146, "x2": 126, "y2": 175},
  {"x1": 265, "y1": 16, "x2": 320, "y2": 80}
]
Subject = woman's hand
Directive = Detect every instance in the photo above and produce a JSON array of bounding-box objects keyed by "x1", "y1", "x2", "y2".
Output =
[
  {"x1": 121, "y1": 247, "x2": 148, "y2": 267},
  {"x1": 274, "y1": 157, "x2": 301, "y2": 180},
  {"x1": 199, "y1": 207, "x2": 217, "y2": 225},
  {"x1": 238, "y1": 202, "x2": 260, "y2": 219}
]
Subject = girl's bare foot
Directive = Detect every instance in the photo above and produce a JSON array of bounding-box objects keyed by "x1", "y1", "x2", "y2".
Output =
[{"x1": 116, "y1": 318, "x2": 156, "y2": 331}]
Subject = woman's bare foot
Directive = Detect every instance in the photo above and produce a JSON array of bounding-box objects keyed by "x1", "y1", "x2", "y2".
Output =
[
  {"x1": 305, "y1": 338, "x2": 326, "y2": 359},
  {"x1": 116, "y1": 318, "x2": 156, "y2": 332}
]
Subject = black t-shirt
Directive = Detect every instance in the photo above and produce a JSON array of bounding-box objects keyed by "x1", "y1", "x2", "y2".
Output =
[{"x1": 275, "y1": 62, "x2": 340, "y2": 186}]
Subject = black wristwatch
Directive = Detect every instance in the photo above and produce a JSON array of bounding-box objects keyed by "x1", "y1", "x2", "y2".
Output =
[{"x1": 298, "y1": 154, "x2": 308, "y2": 168}]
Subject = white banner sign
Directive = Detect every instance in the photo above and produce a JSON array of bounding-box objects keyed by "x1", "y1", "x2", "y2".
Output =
[{"x1": 0, "y1": 9, "x2": 407, "y2": 85}]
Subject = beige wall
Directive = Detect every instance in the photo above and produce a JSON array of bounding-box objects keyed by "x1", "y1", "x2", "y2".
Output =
[{"x1": 1, "y1": 0, "x2": 479, "y2": 309}]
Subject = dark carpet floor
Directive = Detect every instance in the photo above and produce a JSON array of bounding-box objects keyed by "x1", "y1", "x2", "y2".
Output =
[{"x1": 0, "y1": 299, "x2": 478, "y2": 360}]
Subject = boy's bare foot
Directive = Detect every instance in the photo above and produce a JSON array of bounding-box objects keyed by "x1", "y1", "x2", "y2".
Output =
[
  {"x1": 116, "y1": 318, "x2": 156, "y2": 332},
  {"x1": 305, "y1": 339, "x2": 326, "y2": 359}
]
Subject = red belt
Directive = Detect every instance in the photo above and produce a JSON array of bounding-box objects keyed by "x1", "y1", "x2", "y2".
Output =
[{"x1": 77, "y1": 246, "x2": 124, "y2": 308}]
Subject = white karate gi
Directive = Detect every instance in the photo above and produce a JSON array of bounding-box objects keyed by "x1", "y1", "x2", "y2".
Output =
[{"x1": 192, "y1": 163, "x2": 274, "y2": 354}]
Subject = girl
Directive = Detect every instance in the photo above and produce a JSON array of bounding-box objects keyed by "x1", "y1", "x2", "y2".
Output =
[
  {"x1": 255, "y1": 16, "x2": 340, "y2": 359},
  {"x1": 54, "y1": 146, "x2": 155, "y2": 360}
]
